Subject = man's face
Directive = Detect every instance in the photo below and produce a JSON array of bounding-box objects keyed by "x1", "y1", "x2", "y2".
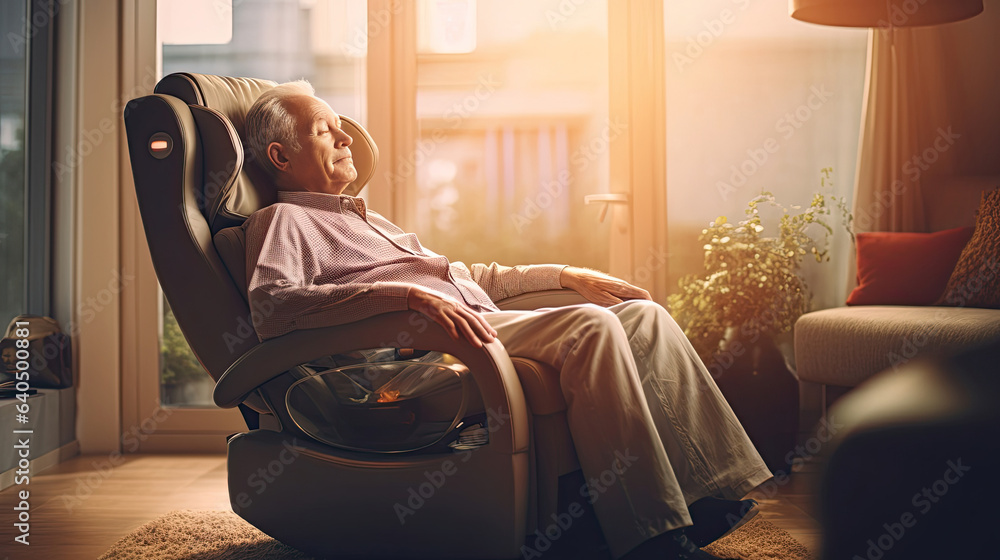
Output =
[{"x1": 273, "y1": 94, "x2": 358, "y2": 195}]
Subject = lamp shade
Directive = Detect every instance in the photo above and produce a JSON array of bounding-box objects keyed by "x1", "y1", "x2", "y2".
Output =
[{"x1": 790, "y1": 0, "x2": 984, "y2": 27}]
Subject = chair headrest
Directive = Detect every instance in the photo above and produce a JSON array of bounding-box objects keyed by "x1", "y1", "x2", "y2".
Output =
[{"x1": 155, "y1": 72, "x2": 378, "y2": 233}]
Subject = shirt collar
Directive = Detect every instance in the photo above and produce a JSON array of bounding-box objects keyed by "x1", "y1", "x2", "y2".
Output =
[{"x1": 277, "y1": 190, "x2": 367, "y2": 217}]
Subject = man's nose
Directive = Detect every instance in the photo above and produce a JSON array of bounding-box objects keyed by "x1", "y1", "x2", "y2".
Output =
[{"x1": 335, "y1": 128, "x2": 353, "y2": 148}]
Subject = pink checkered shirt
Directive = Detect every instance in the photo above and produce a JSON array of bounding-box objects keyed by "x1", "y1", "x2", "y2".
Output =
[{"x1": 245, "y1": 191, "x2": 566, "y2": 340}]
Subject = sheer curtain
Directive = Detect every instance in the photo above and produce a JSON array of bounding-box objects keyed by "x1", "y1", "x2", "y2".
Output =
[
  {"x1": 852, "y1": 27, "x2": 956, "y2": 233},
  {"x1": 852, "y1": 0, "x2": 1000, "y2": 234}
]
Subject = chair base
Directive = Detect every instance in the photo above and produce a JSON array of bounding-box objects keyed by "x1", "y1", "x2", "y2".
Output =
[{"x1": 228, "y1": 429, "x2": 529, "y2": 559}]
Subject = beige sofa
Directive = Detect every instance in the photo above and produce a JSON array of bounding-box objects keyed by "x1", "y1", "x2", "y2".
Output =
[{"x1": 794, "y1": 175, "x2": 1000, "y2": 429}]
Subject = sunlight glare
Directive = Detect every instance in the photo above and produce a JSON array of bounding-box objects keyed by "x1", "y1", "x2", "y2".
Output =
[{"x1": 158, "y1": 0, "x2": 233, "y2": 45}]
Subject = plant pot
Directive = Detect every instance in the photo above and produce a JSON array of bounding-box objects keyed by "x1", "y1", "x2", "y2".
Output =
[{"x1": 711, "y1": 329, "x2": 799, "y2": 473}]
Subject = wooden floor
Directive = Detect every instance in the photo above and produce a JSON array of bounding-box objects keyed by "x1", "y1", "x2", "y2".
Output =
[{"x1": 0, "y1": 453, "x2": 821, "y2": 559}]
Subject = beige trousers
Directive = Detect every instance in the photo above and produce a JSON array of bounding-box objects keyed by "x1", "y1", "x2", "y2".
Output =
[{"x1": 484, "y1": 300, "x2": 772, "y2": 558}]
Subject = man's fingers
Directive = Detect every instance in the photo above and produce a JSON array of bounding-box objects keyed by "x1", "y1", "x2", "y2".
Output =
[
  {"x1": 580, "y1": 284, "x2": 623, "y2": 306},
  {"x1": 412, "y1": 293, "x2": 495, "y2": 347},
  {"x1": 433, "y1": 312, "x2": 460, "y2": 341},
  {"x1": 469, "y1": 308, "x2": 498, "y2": 339},
  {"x1": 604, "y1": 280, "x2": 651, "y2": 301},
  {"x1": 457, "y1": 307, "x2": 496, "y2": 345},
  {"x1": 458, "y1": 320, "x2": 483, "y2": 347},
  {"x1": 622, "y1": 285, "x2": 651, "y2": 300},
  {"x1": 478, "y1": 311, "x2": 497, "y2": 337},
  {"x1": 450, "y1": 310, "x2": 485, "y2": 347},
  {"x1": 585, "y1": 291, "x2": 618, "y2": 307}
]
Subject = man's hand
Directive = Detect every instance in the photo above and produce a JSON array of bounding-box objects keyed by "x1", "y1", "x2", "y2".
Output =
[
  {"x1": 406, "y1": 286, "x2": 497, "y2": 348},
  {"x1": 560, "y1": 266, "x2": 652, "y2": 306}
]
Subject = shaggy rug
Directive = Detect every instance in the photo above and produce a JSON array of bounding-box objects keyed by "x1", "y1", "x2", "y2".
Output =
[
  {"x1": 98, "y1": 510, "x2": 813, "y2": 560},
  {"x1": 704, "y1": 516, "x2": 814, "y2": 560}
]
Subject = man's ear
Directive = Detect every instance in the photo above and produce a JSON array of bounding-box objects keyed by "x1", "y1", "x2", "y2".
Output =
[{"x1": 267, "y1": 142, "x2": 291, "y2": 173}]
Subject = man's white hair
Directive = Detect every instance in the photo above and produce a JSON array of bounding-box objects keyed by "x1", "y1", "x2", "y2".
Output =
[{"x1": 245, "y1": 79, "x2": 316, "y2": 177}]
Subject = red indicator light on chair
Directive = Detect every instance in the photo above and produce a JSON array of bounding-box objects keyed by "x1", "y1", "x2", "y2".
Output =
[{"x1": 148, "y1": 132, "x2": 173, "y2": 159}]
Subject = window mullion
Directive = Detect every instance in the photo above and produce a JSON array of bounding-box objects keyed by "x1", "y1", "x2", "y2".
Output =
[{"x1": 25, "y1": 0, "x2": 54, "y2": 315}]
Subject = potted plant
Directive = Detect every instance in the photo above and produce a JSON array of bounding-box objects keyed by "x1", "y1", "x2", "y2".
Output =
[
  {"x1": 666, "y1": 190, "x2": 851, "y2": 470},
  {"x1": 668, "y1": 190, "x2": 852, "y2": 366}
]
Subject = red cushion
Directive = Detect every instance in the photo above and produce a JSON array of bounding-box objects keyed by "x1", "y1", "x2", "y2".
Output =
[{"x1": 846, "y1": 226, "x2": 974, "y2": 306}]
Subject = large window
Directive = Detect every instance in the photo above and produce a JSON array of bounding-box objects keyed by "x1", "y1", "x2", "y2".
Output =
[
  {"x1": 1, "y1": 0, "x2": 52, "y2": 326},
  {"x1": 664, "y1": 1, "x2": 868, "y2": 309},
  {"x1": 0, "y1": 0, "x2": 28, "y2": 326},
  {"x1": 154, "y1": 0, "x2": 614, "y2": 407},
  {"x1": 410, "y1": 0, "x2": 611, "y2": 270},
  {"x1": 146, "y1": 0, "x2": 865, "y2": 418}
]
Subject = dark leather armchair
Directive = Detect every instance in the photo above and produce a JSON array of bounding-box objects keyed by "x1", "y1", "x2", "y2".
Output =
[{"x1": 123, "y1": 72, "x2": 587, "y2": 558}]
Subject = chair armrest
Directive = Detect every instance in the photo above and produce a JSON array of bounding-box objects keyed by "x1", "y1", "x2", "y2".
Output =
[
  {"x1": 213, "y1": 310, "x2": 530, "y2": 453},
  {"x1": 494, "y1": 289, "x2": 590, "y2": 310}
]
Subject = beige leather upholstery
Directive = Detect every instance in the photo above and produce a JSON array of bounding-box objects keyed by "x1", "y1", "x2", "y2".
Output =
[
  {"x1": 214, "y1": 225, "x2": 249, "y2": 299},
  {"x1": 155, "y1": 74, "x2": 279, "y2": 233},
  {"x1": 511, "y1": 357, "x2": 566, "y2": 415},
  {"x1": 155, "y1": 73, "x2": 378, "y2": 234},
  {"x1": 124, "y1": 73, "x2": 381, "y2": 387}
]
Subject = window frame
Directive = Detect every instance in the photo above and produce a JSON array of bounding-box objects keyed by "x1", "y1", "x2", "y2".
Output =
[
  {"x1": 120, "y1": 0, "x2": 672, "y2": 450},
  {"x1": 119, "y1": 0, "x2": 246, "y2": 452},
  {"x1": 25, "y1": 0, "x2": 55, "y2": 315},
  {"x1": 2, "y1": 0, "x2": 53, "y2": 319}
]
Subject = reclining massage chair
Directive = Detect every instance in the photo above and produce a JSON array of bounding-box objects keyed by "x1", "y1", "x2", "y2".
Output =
[{"x1": 123, "y1": 73, "x2": 591, "y2": 558}]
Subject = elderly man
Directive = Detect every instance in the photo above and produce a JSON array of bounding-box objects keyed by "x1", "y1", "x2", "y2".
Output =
[{"x1": 243, "y1": 80, "x2": 771, "y2": 560}]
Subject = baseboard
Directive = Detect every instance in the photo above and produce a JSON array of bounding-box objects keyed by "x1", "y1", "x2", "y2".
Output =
[{"x1": 0, "y1": 439, "x2": 80, "y2": 491}]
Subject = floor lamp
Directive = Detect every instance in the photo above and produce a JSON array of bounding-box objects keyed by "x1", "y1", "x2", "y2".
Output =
[{"x1": 789, "y1": 0, "x2": 983, "y2": 28}]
